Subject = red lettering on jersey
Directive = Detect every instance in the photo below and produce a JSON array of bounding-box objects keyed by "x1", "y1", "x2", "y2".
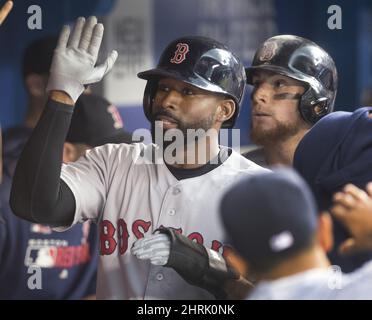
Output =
[
  {"x1": 187, "y1": 232, "x2": 204, "y2": 245},
  {"x1": 132, "y1": 219, "x2": 151, "y2": 240},
  {"x1": 100, "y1": 220, "x2": 117, "y2": 255},
  {"x1": 211, "y1": 240, "x2": 223, "y2": 253},
  {"x1": 118, "y1": 219, "x2": 130, "y2": 255},
  {"x1": 170, "y1": 43, "x2": 189, "y2": 64},
  {"x1": 107, "y1": 105, "x2": 124, "y2": 129}
]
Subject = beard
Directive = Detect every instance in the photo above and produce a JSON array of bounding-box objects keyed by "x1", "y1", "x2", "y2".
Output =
[
  {"x1": 250, "y1": 116, "x2": 305, "y2": 146},
  {"x1": 151, "y1": 110, "x2": 215, "y2": 148}
]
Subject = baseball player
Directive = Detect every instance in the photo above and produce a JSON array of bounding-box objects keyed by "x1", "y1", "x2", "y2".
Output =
[
  {"x1": 10, "y1": 16, "x2": 266, "y2": 299},
  {"x1": 294, "y1": 107, "x2": 372, "y2": 272},
  {"x1": 129, "y1": 35, "x2": 338, "y2": 298},
  {"x1": 220, "y1": 167, "x2": 372, "y2": 300},
  {"x1": 0, "y1": 35, "x2": 131, "y2": 299},
  {"x1": 243, "y1": 35, "x2": 337, "y2": 167}
]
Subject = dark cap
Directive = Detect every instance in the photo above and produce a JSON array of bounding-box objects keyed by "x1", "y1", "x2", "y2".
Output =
[
  {"x1": 66, "y1": 94, "x2": 132, "y2": 147},
  {"x1": 220, "y1": 167, "x2": 318, "y2": 269},
  {"x1": 294, "y1": 107, "x2": 372, "y2": 211},
  {"x1": 22, "y1": 36, "x2": 58, "y2": 78},
  {"x1": 293, "y1": 106, "x2": 372, "y2": 271}
]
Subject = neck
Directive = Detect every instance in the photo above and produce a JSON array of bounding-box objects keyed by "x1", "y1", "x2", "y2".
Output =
[
  {"x1": 24, "y1": 97, "x2": 45, "y2": 129},
  {"x1": 263, "y1": 128, "x2": 309, "y2": 166},
  {"x1": 166, "y1": 133, "x2": 220, "y2": 169},
  {"x1": 257, "y1": 245, "x2": 330, "y2": 282}
]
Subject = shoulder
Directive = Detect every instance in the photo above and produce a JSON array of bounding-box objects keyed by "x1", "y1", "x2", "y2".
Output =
[
  {"x1": 224, "y1": 149, "x2": 269, "y2": 174},
  {"x1": 86, "y1": 142, "x2": 154, "y2": 162},
  {"x1": 242, "y1": 146, "x2": 267, "y2": 168}
]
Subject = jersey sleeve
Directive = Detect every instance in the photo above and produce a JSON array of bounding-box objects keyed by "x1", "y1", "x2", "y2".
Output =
[{"x1": 56, "y1": 143, "x2": 136, "y2": 231}]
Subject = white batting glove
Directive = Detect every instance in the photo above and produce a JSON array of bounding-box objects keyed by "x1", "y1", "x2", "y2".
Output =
[
  {"x1": 46, "y1": 16, "x2": 118, "y2": 103},
  {"x1": 131, "y1": 233, "x2": 171, "y2": 266}
]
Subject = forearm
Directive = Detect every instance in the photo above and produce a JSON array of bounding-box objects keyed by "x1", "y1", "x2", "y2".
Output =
[{"x1": 10, "y1": 94, "x2": 76, "y2": 226}]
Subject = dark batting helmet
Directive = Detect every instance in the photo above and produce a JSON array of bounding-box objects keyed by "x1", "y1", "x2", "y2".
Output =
[
  {"x1": 246, "y1": 35, "x2": 338, "y2": 124},
  {"x1": 137, "y1": 36, "x2": 247, "y2": 128}
]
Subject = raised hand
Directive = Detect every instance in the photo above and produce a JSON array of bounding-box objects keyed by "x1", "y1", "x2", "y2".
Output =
[
  {"x1": 47, "y1": 16, "x2": 118, "y2": 103},
  {"x1": 330, "y1": 183, "x2": 372, "y2": 255}
]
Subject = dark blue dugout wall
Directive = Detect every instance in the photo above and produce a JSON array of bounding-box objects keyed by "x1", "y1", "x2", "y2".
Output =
[
  {"x1": 110, "y1": 0, "x2": 277, "y2": 146},
  {"x1": 0, "y1": 0, "x2": 116, "y2": 129},
  {"x1": 276, "y1": 0, "x2": 372, "y2": 111},
  {"x1": 1, "y1": 0, "x2": 371, "y2": 146},
  {"x1": 115, "y1": 0, "x2": 372, "y2": 146}
]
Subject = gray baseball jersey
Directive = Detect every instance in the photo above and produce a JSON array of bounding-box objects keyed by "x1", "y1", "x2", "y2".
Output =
[
  {"x1": 58, "y1": 142, "x2": 267, "y2": 299},
  {"x1": 248, "y1": 261, "x2": 372, "y2": 300}
]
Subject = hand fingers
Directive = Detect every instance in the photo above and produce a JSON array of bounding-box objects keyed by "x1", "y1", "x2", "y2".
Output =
[
  {"x1": 85, "y1": 50, "x2": 118, "y2": 84},
  {"x1": 330, "y1": 204, "x2": 348, "y2": 221},
  {"x1": 88, "y1": 23, "x2": 104, "y2": 57},
  {"x1": 134, "y1": 249, "x2": 170, "y2": 260},
  {"x1": 56, "y1": 25, "x2": 71, "y2": 50},
  {"x1": 79, "y1": 16, "x2": 97, "y2": 51},
  {"x1": 366, "y1": 182, "x2": 372, "y2": 197},
  {"x1": 68, "y1": 17, "x2": 85, "y2": 48},
  {"x1": 0, "y1": 1, "x2": 13, "y2": 25},
  {"x1": 333, "y1": 192, "x2": 357, "y2": 209},
  {"x1": 150, "y1": 256, "x2": 169, "y2": 266},
  {"x1": 342, "y1": 184, "x2": 369, "y2": 202},
  {"x1": 104, "y1": 50, "x2": 118, "y2": 74},
  {"x1": 132, "y1": 242, "x2": 170, "y2": 255},
  {"x1": 132, "y1": 234, "x2": 170, "y2": 252}
]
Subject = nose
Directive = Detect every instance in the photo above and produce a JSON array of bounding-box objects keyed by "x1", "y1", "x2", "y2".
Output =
[
  {"x1": 252, "y1": 82, "x2": 270, "y2": 105},
  {"x1": 159, "y1": 89, "x2": 181, "y2": 111}
]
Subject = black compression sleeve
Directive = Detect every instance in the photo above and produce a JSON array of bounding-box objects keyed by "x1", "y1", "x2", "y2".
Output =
[{"x1": 10, "y1": 99, "x2": 76, "y2": 227}]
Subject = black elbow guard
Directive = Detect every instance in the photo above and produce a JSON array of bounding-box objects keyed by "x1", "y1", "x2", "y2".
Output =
[{"x1": 157, "y1": 227, "x2": 239, "y2": 299}]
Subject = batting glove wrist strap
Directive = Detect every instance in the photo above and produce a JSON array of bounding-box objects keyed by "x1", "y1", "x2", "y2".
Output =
[{"x1": 156, "y1": 227, "x2": 239, "y2": 299}]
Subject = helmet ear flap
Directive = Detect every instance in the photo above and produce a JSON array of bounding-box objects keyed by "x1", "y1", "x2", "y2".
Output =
[
  {"x1": 299, "y1": 88, "x2": 330, "y2": 124},
  {"x1": 143, "y1": 80, "x2": 158, "y2": 122}
]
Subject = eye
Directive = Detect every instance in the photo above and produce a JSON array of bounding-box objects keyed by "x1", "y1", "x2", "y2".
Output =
[
  {"x1": 182, "y1": 88, "x2": 194, "y2": 96},
  {"x1": 157, "y1": 83, "x2": 170, "y2": 92},
  {"x1": 273, "y1": 79, "x2": 286, "y2": 88}
]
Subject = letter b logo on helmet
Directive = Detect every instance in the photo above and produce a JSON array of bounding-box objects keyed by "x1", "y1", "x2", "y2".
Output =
[
  {"x1": 246, "y1": 35, "x2": 338, "y2": 124},
  {"x1": 170, "y1": 43, "x2": 190, "y2": 64},
  {"x1": 137, "y1": 36, "x2": 247, "y2": 128}
]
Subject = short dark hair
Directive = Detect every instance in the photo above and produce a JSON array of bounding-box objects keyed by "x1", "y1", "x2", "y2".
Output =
[{"x1": 22, "y1": 36, "x2": 58, "y2": 79}]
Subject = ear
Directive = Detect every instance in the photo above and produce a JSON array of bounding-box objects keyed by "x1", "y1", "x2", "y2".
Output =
[
  {"x1": 63, "y1": 142, "x2": 77, "y2": 164},
  {"x1": 317, "y1": 211, "x2": 334, "y2": 253},
  {"x1": 24, "y1": 74, "x2": 47, "y2": 97},
  {"x1": 216, "y1": 99, "x2": 236, "y2": 124}
]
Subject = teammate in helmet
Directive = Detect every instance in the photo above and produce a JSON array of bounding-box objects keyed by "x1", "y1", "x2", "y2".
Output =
[
  {"x1": 136, "y1": 36, "x2": 247, "y2": 161},
  {"x1": 243, "y1": 35, "x2": 338, "y2": 167},
  {"x1": 11, "y1": 17, "x2": 266, "y2": 299}
]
